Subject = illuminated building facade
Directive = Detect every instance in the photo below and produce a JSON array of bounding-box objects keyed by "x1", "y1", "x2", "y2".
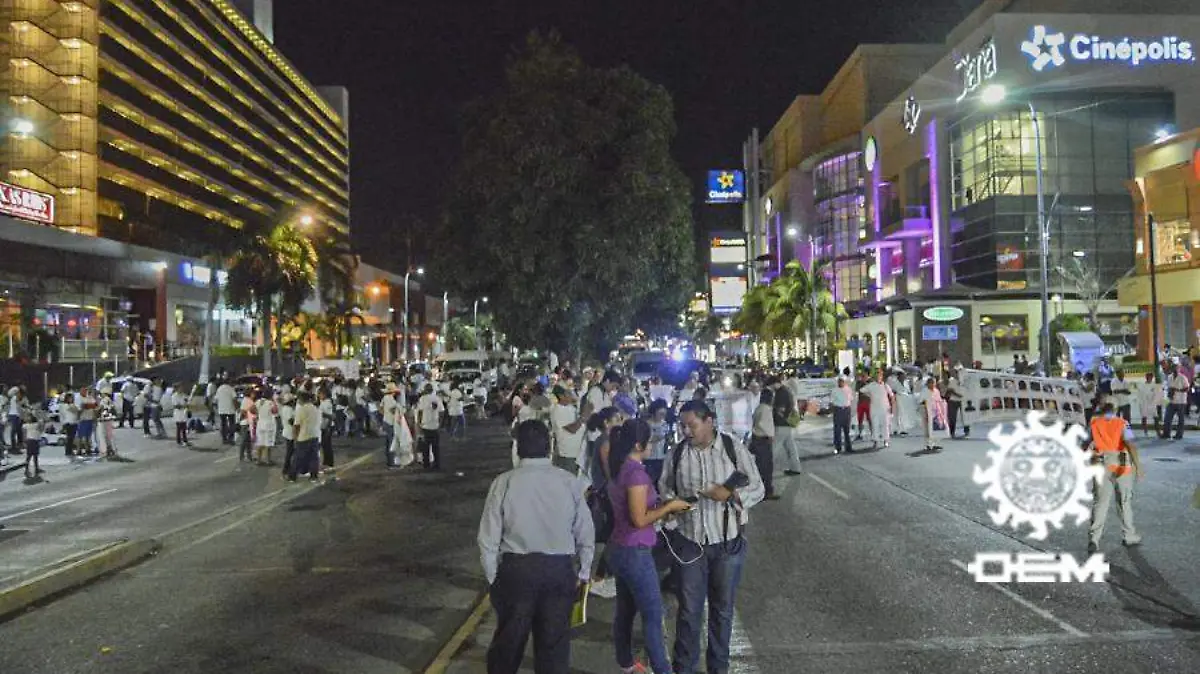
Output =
[{"x1": 0, "y1": 0, "x2": 348, "y2": 361}]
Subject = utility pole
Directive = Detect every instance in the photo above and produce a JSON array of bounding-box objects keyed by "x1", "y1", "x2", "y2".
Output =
[
  {"x1": 743, "y1": 127, "x2": 762, "y2": 286},
  {"x1": 1147, "y1": 213, "x2": 1161, "y2": 376}
]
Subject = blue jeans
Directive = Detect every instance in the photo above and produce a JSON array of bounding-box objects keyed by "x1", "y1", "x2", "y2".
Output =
[
  {"x1": 671, "y1": 534, "x2": 748, "y2": 674},
  {"x1": 610, "y1": 545, "x2": 671, "y2": 674}
]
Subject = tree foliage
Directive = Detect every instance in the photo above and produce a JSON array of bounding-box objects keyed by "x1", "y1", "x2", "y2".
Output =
[
  {"x1": 432, "y1": 31, "x2": 695, "y2": 360},
  {"x1": 734, "y1": 261, "x2": 846, "y2": 347}
]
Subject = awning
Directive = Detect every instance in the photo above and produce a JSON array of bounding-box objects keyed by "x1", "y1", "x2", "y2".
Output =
[{"x1": 1057, "y1": 331, "x2": 1104, "y2": 351}]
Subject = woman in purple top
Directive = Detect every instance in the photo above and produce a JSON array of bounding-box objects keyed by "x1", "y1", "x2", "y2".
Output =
[{"x1": 607, "y1": 419, "x2": 691, "y2": 674}]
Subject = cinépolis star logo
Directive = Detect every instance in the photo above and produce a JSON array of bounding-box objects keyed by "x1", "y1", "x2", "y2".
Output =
[
  {"x1": 717, "y1": 172, "x2": 736, "y2": 189},
  {"x1": 1021, "y1": 25, "x2": 1067, "y2": 72}
]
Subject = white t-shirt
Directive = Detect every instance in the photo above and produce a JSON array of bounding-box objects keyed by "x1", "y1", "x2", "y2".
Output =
[
  {"x1": 448, "y1": 389, "x2": 464, "y2": 416},
  {"x1": 417, "y1": 393, "x2": 443, "y2": 431},
  {"x1": 280, "y1": 404, "x2": 296, "y2": 440},
  {"x1": 59, "y1": 394, "x2": 79, "y2": 424},
  {"x1": 319, "y1": 398, "x2": 334, "y2": 430},
  {"x1": 585, "y1": 385, "x2": 609, "y2": 414},
  {"x1": 215, "y1": 384, "x2": 237, "y2": 415},
  {"x1": 381, "y1": 393, "x2": 397, "y2": 426},
  {"x1": 550, "y1": 403, "x2": 584, "y2": 459},
  {"x1": 171, "y1": 391, "x2": 189, "y2": 423}
]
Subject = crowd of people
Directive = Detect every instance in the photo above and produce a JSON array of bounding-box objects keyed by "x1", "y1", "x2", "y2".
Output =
[{"x1": 480, "y1": 362, "x2": 767, "y2": 674}]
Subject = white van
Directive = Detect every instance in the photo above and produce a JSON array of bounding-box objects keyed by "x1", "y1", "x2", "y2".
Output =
[{"x1": 434, "y1": 350, "x2": 511, "y2": 386}]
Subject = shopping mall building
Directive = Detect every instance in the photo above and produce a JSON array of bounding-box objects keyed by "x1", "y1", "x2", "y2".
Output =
[
  {"x1": 0, "y1": 0, "x2": 353, "y2": 363},
  {"x1": 750, "y1": 0, "x2": 1200, "y2": 369}
]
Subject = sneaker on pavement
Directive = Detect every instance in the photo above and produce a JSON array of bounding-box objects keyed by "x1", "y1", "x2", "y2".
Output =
[
  {"x1": 620, "y1": 662, "x2": 648, "y2": 674},
  {"x1": 589, "y1": 577, "x2": 617, "y2": 599}
]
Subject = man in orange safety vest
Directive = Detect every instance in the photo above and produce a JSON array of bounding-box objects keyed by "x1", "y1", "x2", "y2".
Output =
[{"x1": 1087, "y1": 402, "x2": 1143, "y2": 556}]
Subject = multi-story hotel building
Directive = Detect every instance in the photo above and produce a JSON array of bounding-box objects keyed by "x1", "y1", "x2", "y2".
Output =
[
  {"x1": 0, "y1": 0, "x2": 349, "y2": 361},
  {"x1": 750, "y1": 0, "x2": 1200, "y2": 369}
]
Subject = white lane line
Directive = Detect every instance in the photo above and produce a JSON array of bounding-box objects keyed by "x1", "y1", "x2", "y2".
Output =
[
  {"x1": 950, "y1": 559, "x2": 1087, "y2": 636},
  {"x1": 725, "y1": 628, "x2": 1190, "y2": 656},
  {"x1": 727, "y1": 610, "x2": 763, "y2": 674},
  {"x1": 213, "y1": 455, "x2": 238, "y2": 463},
  {"x1": 0, "y1": 488, "x2": 119, "y2": 522},
  {"x1": 806, "y1": 473, "x2": 850, "y2": 500}
]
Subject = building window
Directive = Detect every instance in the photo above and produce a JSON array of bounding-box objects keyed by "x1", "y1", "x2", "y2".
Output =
[
  {"x1": 814, "y1": 152, "x2": 868, "y2": 302},
  {"x1": 897, "y1": 328, "x2": 912, "y2": 363},
  {"x1": 877, "y1": 332, "x2": 888, "y2": 362},
  {"x1": 979, "y1": 314, "x2": 1029, "y2": 352},
  {"x1": 1152, "y1": 219, "x2": 1193, "y2": 266},
  {"x1": 862, "y1": 333, "x2": 873, "y2": 356}
]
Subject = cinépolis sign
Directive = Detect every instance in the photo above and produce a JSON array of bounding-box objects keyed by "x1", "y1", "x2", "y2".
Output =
[{"x1": 1021, "y1": 25, "x2": 1195, "y2": 73}]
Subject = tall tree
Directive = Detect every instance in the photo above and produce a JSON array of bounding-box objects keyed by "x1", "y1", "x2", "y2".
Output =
[{"x1": 432, "y1": 31, "x2": 695, "y2": 361}]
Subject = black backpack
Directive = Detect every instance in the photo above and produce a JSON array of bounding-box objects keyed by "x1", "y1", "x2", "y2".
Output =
[{"x1": 670, "y1": 432, "x2": 738, "y2": 495}]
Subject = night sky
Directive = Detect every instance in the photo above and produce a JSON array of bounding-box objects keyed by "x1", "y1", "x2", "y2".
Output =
[{"x1": 274, "y1": 0, "x2": 984, "y2": 270}]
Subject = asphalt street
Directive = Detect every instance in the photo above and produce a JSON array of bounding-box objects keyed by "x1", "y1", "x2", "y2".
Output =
[
  {"x1": 447, "y1": 420, "x2": 1200, "y2": 674},
  {"x1": 0, "y1": 417, "x2": 512, "y2": 674}
]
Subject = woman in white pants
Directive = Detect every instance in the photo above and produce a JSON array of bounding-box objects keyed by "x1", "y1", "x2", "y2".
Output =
[
  {"x1": 863, "y1": 371, "x2": 894, "y2": 449},
  {"x1": 918, "y1": 377, "x2": 950, "y2": 452}
]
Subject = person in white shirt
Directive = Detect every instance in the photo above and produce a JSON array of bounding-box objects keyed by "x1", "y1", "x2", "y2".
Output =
[
  {"x1": 1134, "y1": 372, "x2": 1164, "y2": 437},
  {"x1": 289, "y1": 392, "x2": 321, "y2": 482},
  {"x1": 584, "y1": 371, "x2": 620, "y2": 419},
  {"x1": 119, "y1": 381, "x2": 137, "y2": 428},
  {"x1": 750, "y1": 388, "x2": 778, "y2": 498},
  {"x1": 416, "y1": 384, "x2": 444, "y2": 470},
  {"x1": 77, "y1": 386, "x2": 98, "y2": 455},
  {"x1": 318, "y1": 388, "x2": 336, "y2": 470},
  {"x1": 549, "y1": 386, "x2": 585, "y2": 472},
  {"x1": 254, "y1": 389, "x2": 279, "y2": 465},
  {"x1": 239, "y1": 389, "x2": 257, "y2": 462},
  {"x1": 1110, "y1": 369, "x2": 1134, "y2": 423},
  {"x1": 863, "y1": 371, "x2": 894, "y2": 449},
  {"x1": 473, "y1": 379, "x2": 488, "y2": 420},
  {"x1": 1163, "y1": 363, "x2": 1190, "y2": 440},
  {"x1": 353, "y1": 382, "x2": 370, "y2": 436},
  {"x1": 171, "y1": 383, "x2": 191, "y2": 446},
  {"x1": 59, "y1": 387, "x2": 80, "y2": 458},
  {"x1": 215, "y1": 379, "x2": 238, "y2": 444},
  {"x1": 380, "y1": 383, "x2": 399, "y2": 459},
  {"x1": 7, "y1": 387, "x2": 27, "y2": 450},
  {"x1": 830, "y1": 376, "x2": 854, "y2": 454},
  {"x1": 280, "y1": 394, "x2": 297, "y2": 475},
  {"x1": 447, "y1": 386, "x2": 466, "y2": 439}
]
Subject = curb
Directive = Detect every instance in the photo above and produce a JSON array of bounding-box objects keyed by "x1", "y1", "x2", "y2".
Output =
[
  {"x1": 423, "y1": 591, "x2": 490, "y2": 674},
  {"x1": 0, "y1": 538, "x2": 160, "y2": 622}
]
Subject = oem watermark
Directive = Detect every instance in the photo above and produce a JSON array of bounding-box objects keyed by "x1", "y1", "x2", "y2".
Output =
[{"x1": 967, "y1": 412, "x2": 1107, "y2": 583}]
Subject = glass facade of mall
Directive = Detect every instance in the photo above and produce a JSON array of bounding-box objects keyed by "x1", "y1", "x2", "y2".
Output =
[
  {"x1": 948, "y1": 95, "x2": 1172, "y2": 292},
  {"x1": 813, "y1": 151, "x2": 869, "y2": 302}
]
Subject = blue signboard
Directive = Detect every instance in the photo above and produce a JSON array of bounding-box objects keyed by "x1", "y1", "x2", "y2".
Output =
[
  {"x1": 706, "y1": 170, "x2": 745, "y2": 204},
  {"x1": 922, "y1": 325, "x2": 959, "y2": 341}
]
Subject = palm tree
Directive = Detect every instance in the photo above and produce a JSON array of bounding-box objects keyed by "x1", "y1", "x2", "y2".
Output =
[
  {"x1": 733, "y1": 284, "x2": 771, "y2": 338},
  {"x1": 312, "y1": 227, "x2": 359, "y2": 355},
  {"x1": 684, "y1": 311, "x2": 724, "y2": 346},
  {"x1": 226, "y1": 221, "x2": 319, "y2": 373},
  {"x1": 773, "y1": 260, "x2": 846, "y2": 358}
]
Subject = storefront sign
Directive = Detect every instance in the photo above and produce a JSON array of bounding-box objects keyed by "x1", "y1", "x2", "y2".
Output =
[
  {"x1": 710, "y1": 234, "x2": 747, "y2": 265},
  {"x1": 923, "y1": 306, "x2": 965, "y2": 322},
  {"x1": 706, "y1": 170, "x2": 745, "y2": 204},
  {"x1": 1022, "y1": 25, "x2": 1194, "y2": 73},
  {"x1": 181, "y1": 262, "x2": 228, "y2": 287},
  {"x1": 902, "y1": 96, "x2": 922, "y2": 134},
  {"x1": 0, "y1": 180, "x2": 54, "y2": 225},
  {"x1": 922, "y1": 325, "x2": 959, "y2": 341},
  {"x1": 956, "y1": 39, "x2": 998, "y2": 102}
]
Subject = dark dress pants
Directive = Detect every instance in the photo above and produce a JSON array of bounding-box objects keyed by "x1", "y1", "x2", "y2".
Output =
[
  {"x1": 748, "y1": 435, "x2": 774, "y2": 496},
  {"x1": 487, "y1": 553, "x2": 576, "y2": 674},
  {"x1": 832, "y1": 406, "x2": 852, "y2": 453}
]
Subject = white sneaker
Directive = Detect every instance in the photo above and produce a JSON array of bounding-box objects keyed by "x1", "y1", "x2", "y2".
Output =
[{"x1": 589, "y1": 577, "x2": 617, "y2": 599}]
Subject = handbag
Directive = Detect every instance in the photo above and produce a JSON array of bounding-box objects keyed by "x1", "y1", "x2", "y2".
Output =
[{"x1": 586, "y1": 487, "x2": 614, "y2": 543}]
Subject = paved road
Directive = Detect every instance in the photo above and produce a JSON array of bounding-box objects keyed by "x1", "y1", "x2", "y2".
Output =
[
  {"x1": 0, "y1": 422, "x2": 380, "y2": 586},
  {"x1": 446, "y1": 420, "x2": 1200, "y2": 673},
  {"x1": 0, "y1": 418, "x2": 512, "y2": 674}
]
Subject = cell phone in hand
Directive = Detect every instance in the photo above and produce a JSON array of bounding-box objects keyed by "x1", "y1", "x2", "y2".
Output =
[{"x1": 681, "y1": 495, "x2": 700, "y2": 504}]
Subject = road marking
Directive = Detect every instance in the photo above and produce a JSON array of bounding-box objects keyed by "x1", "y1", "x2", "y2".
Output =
[
  {"x1": 807, "y1": 473, "x2": 850, "y2": 500},
  {"x1": 0, "y1": 488, "x2": 119, "y2": 523},
  {"x1": 423, "y1": 592, "x2": 491, "y2": 674},
  {"x1": 213, "y1": 455, "x2": 238, "y2": 463},
  {"x1": 723, "y1": 628, "x2": 1191, "y2": 656},
  {"x1": 950, "y1": 559, "x2": 1087, "y2": 636},
  {"x1": 728, "y1": 610, "x2": 763, "y2": 673}
]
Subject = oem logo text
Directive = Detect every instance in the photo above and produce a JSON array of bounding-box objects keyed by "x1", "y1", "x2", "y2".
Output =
[{"x1": 968, "y1": 553, "x2": 1109, "y2": 583}]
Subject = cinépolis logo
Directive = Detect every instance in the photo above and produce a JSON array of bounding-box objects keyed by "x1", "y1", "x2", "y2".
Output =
[{"x1": 1022, "y1": 25, "x2": 1195, "y2": 72}]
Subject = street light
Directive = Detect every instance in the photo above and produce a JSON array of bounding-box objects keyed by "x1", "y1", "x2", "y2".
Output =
[
  {"x1": 981, "y1": 83, "x2": 1050, "y2": 375},
  {"x1": 474, "y1": 296, "x2": 489, "y2": 351},
  {"x1": 10, "y1": 118, "x2": 34, "y2": 135},
  {"x1": 402, "y1": 266, "x2": 424, "y2": 363},
  {"x1": 785, "y1": 226, "x2": 798, "y2": 238},
  {"x1": 299, "y1": 213, "x2": 315, "y2": 228}
]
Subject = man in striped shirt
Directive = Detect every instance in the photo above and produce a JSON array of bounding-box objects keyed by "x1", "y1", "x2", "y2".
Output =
[{"x1": 659, "y1": 400, "x2": 765, "y2": 674}]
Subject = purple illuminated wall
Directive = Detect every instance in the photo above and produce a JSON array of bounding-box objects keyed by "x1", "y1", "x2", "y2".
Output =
[{"x1": 926, "y1": 119, "x2": 943, "y2": 289}]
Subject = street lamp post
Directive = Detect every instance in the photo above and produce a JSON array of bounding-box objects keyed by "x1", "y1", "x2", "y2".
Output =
[
  {"x1": 473, "y1": 296, "x2": 489, "y2": 351},
  {"x1": 981, "y1": 84, "x2": 1050, "y2": 375},
  {"x1": 402, "y1": 266, "x2": 424, "y2": 364}
]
